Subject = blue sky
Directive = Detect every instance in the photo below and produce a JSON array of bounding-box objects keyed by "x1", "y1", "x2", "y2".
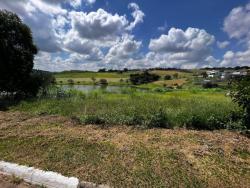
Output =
[{"x1": 0, "y1": 0, "x2": 250, "y2": 71}]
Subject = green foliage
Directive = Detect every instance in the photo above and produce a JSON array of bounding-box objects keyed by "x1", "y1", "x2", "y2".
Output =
[
  {"x1": 81, "y1": 115, "x2": 105, "y2": 125},
  {"x1": 201, "y1": 72, "x2": 208, "y2": 78},
  {"x1": 130, "y1": 71, "x2": 160, "y2": 85},
  {"x1": 67, "y1": 79, "x2": 74, "y2": 85},
  {"x1": 202, "y1": 82, "x2": 218, "y2": 89},
  {"x1": 164, "y1": 75, "x2": 172, "y2": 80},
  {"x1": 0, "y1": 10, "x2": 37, "y2": 95},
  {"x1": 230, "y1": 75, "x2": 250, "y2": 128},
  {"x1": 23, "y1": 70, "x2": 55, "y2": 97},
  {"x1": 99, "y1": 79, "x2": 108, "y2": 85},
  {"x1": 144, "y1": 108, "x2": 170, "y2": 128}
]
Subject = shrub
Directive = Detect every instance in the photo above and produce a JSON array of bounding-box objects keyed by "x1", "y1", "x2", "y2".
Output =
[
  {"x1": 202, "y1": 82, "x2": 218, "y2": 88},
  {"x1": 186, "y1": 115, "x2": 205, "y2": 130},
  {"x1": 67, "y1": 79, "x2": 74, "y2": 85},
  {"x1": 23, "y1": 70, "x2": 55, "y2": 97},
  {"x1": 99, "y1": 79, "x2": 108, "y2": 85},
  {"x1": 144, "y1": 109, "x2": 170, "y2": 128},
  {"x1": 130, "y1": 71, "x2": 160, "y2": 85},
  {"x1": 229, "y1": 75, "x2": 250, "y2": 128},
  {"x1": 81, "y1": 115, "x2": 105, "y2": 125},
  {"x1": 164, "y1": 75, "x2": 172, "y2": 80}
]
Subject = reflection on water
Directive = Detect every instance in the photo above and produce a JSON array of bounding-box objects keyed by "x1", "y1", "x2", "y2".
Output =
[{"x1": 61, "y1": 85, "x2": 147, "y2": 93}]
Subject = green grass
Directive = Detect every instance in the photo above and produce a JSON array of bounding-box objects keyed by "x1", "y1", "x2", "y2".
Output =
[
  {"x1": 12, "y1": 89, "x2": 243, "y2": 130},
  {"x1": 54, "y1": 72, "x2": 132, "y2": 79},
  {"x1": 54, "y1": 70, "x2": 195, "y2": 88}
]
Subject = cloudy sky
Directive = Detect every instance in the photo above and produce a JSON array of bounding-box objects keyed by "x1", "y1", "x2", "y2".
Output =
[{"x1": 0, "y1": 0, "x2": 250, "y2": 71}]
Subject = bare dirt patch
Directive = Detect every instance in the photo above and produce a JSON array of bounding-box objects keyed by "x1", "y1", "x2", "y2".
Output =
[{"x1": 0, "y1": 173, "x2": 35, "y2": 188}]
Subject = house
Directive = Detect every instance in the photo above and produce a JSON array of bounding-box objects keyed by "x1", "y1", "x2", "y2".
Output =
[
  {"x1": 231, "y1": 71, "x2": 248, "y2": 78},
  {"x1": 206, "y1": 70, "x2": 220, "y2": 78},
  {"x1": 220, "y1": 70, "x2": 248, "y2": 80}
]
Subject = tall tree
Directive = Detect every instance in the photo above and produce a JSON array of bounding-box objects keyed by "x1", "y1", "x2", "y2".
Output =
[{"x1": 0, "y1": 10, "x2": 37, "y2": 95}]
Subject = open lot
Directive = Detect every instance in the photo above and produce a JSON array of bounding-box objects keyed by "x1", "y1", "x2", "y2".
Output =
[{"x1": 0, "y1": 111, "x2": 249, "y2": 187}]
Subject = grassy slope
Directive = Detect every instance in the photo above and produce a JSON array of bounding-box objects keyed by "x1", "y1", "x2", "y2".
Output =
[{"x1": 0, "y1": 111, "x2": 249, "y2": 187}]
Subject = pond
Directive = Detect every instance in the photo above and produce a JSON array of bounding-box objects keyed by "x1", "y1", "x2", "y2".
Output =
[{"x1": 60, "y1": 85, "x2": 148, "y2": 93}]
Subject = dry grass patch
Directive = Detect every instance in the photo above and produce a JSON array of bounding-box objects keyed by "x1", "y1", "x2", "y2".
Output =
[{"x1": 0, "y1": 111, "x2": 249, "y2": 187}]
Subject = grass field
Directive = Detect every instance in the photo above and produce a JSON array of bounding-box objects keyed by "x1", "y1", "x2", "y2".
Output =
[
  {"x1": 0, "y1": 111, "x2": 249, "y2": 187},
  {"x1": 11, "y1": 88, "x2": 243, "y2": 130},
  {"x1": 54, "y1": 70, "x2": 194, "y2": 87},
  {"x1": 1, "y1": 75, "x2": 249, "y2": 187}
]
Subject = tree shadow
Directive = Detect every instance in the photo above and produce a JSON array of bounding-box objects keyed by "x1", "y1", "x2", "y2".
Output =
[{"x1": 0, "y1": 98, "x2": 21, "y2": 111}]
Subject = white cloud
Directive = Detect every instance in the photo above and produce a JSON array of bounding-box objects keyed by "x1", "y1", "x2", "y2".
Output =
[
  {"x1": 221, "y1": 3, "x2": 250, "y2": 67},
  {"x1": 104, "y1": 35, "x2": 142, "y2": 67},
  {"x1": 127, "y1": 3, "x2": 145, "y2": 30},
  {"x1": 147, "y1": 27, "x2": 216, "y2": 68},
  {"x1": 223, "y1": 3, "x2": 250, "y2": 40},
  {"x1": 217, "y1": 41, "x2": 230, "y2": 49},
  {"x1": 69, "y1": 9, "x2": 128, "y2": 41},
  {"x1": 0, "y1": 0, "x2": 64, "y2": 52},
  {"x1": 149, "y1": 27, "x2": 214, "y2": 52},
  {"x1": 220, "y1": 49, "x2": 250, "y2": 67}
]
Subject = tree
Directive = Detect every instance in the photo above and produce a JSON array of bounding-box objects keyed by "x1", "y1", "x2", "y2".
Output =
[
  {"x1": 98, "y1": 68, "x2": 106, "y2": 72},
  {"x1": 164, "y1": 75, "x2": 172, "y2": 80},
  {"x1": 0, "y1": 10, "x2": 37, "y2": 95},
  {"x1": 130, "y1": 71, "x2": 160, "y2": 85},
  {"x1": 229, "y1": 75, "x2": 250, "y2": 128},
  {"x1": 201, "y1": 72, "x2": 208, "y2": 78},
  {"x1": 24, "y1": 70, "x2": 55, "y2": 97},
  {"x1": 99, "y1": 79, "x2": 108, "y2": 85}
]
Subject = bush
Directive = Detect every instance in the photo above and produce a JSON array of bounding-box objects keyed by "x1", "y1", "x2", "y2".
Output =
[
  {"x1": 12, "y1": 70, "x2": 55, "y2": 98},
  {"x1": 67, "y1": 79, "x2": 74, "y2": 85},
  {"x1": 99, "y1": 79, "x2": 108, "y2": 85},
  {"x1": 202, "y1": 82, "x2": 218, "y2": 88},
  {"x1": 81, "y1": 115, "x2": 105, "y2": 125},
  {"x1": 144, "y1": 109, "x2": 170, "y2": 128},
  {"x1": 186, "y1": 115, "x2": 225, "y2": 130},
  {"x1": 164, "y1": 75, "x2": 172, "y2": 80},
  {"x1": 130, "y1": 71, "x2": 160, "y2": 85},
  {"x1": 229, "y1": 75, "x2": 250, "y2": 128}
]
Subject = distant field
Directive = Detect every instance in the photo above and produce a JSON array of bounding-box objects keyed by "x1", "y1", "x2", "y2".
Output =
[
  {"x1": 54, "y1": 72, "x2": 132, "y2": 78},
  {"x1": 54, "y1": 70, "x2": 194, "y2": 87}
]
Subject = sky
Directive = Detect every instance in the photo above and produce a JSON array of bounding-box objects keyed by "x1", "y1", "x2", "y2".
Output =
[{"x1": 0, "y1": 0, "x2": 250, "y2": 71}]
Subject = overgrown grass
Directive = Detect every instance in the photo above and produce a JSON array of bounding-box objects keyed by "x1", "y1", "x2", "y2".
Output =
[{"x1": 12, "y1": 87, "x2": 244, "y2": 130}]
